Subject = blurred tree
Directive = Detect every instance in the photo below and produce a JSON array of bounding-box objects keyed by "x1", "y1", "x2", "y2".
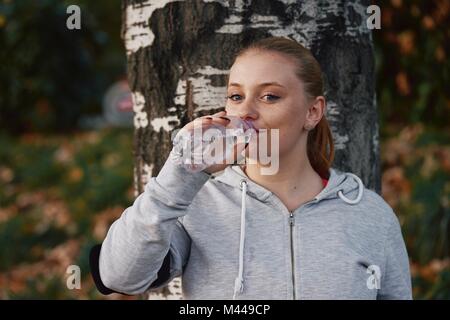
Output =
[
  {"x1": 122, "y1": 0, "x2": 378, "y2": 298},
  {"x1": 0, "y1": 0, "x2": 124, "y2": 133}
]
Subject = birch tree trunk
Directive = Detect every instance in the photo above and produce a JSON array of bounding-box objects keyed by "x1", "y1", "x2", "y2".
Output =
[{"x1": 122, "y1": 0, "x2": 379, "y2": 299}]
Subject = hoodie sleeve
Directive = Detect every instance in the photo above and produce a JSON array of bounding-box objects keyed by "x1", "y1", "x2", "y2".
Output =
[
  {"x1": 377, "y1": 212, "x2": 413, "y2": 300},
  {"x1": 97, "y1": 159, "x2": 211, "y2": 295}
]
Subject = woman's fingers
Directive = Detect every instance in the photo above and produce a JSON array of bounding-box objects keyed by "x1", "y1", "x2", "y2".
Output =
[
  {"x1": 184, "y1": 110, "x2": 229, "y2": 131},
  {"x1": 211, "y1": 110, "x2": 226, "y2": 117},
  {"x1": 208, "y1": 110, "x2": 230, "y2": 126},
  {"x1": 184, "y1": 117, "x2": 213, "y2": 131},
  {"x1": 201, "y1": 110, "x2": 226, "y2": 121}
]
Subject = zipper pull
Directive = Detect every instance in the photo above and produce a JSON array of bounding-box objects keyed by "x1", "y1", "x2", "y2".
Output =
[{"x1": 289, "y1": 212, "x2": 295, "y2": 226}]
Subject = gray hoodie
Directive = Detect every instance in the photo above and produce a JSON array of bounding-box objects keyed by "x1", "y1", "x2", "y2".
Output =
[{"x1": 98, "y1": 159, "x2": 412, "y2": 300}]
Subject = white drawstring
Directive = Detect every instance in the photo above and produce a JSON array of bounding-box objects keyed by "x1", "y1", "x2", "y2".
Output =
[
  {"x1": 233, "y1": 179, "x2": 247, "y2": 300},
  {"x1": 337, "y1": 173, "x2": 364, "y2": 205}
]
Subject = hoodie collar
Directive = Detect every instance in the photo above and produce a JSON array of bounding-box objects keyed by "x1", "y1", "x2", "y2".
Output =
[
  {"x1": 215, "y1": 165, "x2": 272, "y2": 202},
  {"x1": 214, "y1": 165, "x2": 365, "y2": 205}
]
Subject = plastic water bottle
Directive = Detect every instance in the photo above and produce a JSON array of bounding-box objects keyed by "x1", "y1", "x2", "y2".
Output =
[{"x1": 169, "y1": 116, "x2": 256, "y2": 172}]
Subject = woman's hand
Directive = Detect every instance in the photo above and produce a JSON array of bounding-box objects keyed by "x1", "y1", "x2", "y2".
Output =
[
  {"x1": 177, "y1": 110, "x2": 246, "y2": 175},
  {"x1": 181, "y1": 110, "x2": 229, "y2": 133}
]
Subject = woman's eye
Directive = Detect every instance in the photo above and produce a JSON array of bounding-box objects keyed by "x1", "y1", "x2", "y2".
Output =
[
  {"x1": 262, "y1": 94, "x2": 280, "y2": 102},
  {"x1": 227, "y1": 94, "x2": 279, "y2": 102},
  {"x1": 227, "y1": 94, "x2": 242, "y2": 101}
]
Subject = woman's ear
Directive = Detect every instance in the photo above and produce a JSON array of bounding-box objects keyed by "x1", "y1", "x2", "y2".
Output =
[{"x1": 304, "y1": 96, "x2": 326, "y2": 131}]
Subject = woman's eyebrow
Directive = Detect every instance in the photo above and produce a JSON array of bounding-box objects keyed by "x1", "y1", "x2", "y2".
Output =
[{"x1": 228, "y1": 82, "x2": 286, "y2": 88}]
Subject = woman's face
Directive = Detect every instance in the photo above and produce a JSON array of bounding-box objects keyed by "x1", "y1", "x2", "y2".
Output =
[{"x1": 225, "y1": 50, "x2": 318, "y2": 159}]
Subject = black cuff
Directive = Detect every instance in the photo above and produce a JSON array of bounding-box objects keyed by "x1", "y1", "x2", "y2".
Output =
[
  {"x1": 148, "y1": 251, "x2": 171, "y2": 289},
  {"x1": 89, "y1": 243, "x2": 172, "y2": 295},
  {"x1": 89, "y1": 244, "x2": 121, "y2": 295}
]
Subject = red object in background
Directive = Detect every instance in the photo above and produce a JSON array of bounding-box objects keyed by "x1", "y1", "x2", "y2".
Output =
[
  {"x1": 117, "y1": 95, "x2": 133, "y2": 112},
  {"x1": 102, "y1": 80, "x2": 134, "y2": 127}
]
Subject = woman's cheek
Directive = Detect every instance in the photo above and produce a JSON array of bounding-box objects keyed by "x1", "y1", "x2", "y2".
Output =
[{"x1": 275, "y1": 128, "x2": 290, "y2": 154}]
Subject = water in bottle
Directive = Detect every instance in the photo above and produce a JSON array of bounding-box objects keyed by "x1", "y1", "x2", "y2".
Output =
[{"x1": 169, "y1": 116, "x2": 256, "y2": 172}]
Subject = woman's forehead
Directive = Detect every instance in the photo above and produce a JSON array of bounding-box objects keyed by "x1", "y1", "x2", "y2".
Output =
[
  {"x1": 228, "y1": 53, "x2": 299, "y2": 88},
  {"x1": 229, "y1": 52, "x2": 295, "y2": 84}
]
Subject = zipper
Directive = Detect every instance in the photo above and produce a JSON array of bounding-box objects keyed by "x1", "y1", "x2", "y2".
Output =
[
  {"x1": 270, "y1": 196, "x2": 319, "y2": 300},
  {"x1": 288, "y1": 199, "x2": 318, "y2": 300},
  {"x1": 289, "y1": 211, "x2": 296, "y2": 300}
]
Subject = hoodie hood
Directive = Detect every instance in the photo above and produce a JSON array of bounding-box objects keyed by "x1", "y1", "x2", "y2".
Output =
[{"x1": 214, "y1": 165, "x2": 365, "y2": 299}]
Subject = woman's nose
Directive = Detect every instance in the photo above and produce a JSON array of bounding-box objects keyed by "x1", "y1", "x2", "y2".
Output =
[
  {"x1": 238, "y1": 112, "x2": 257, "y2": 123},
  {"x1": 226, "y1": 100, "x2": 258, "y2": 120},
  {"x1": 238, "y1": 105, "x2": 258, "y2": 121}
]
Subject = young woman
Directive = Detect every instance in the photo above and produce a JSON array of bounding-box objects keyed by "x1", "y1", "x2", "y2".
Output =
[{"x1": 91, "y1": 37, "x2": 412, "y2": 300}]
